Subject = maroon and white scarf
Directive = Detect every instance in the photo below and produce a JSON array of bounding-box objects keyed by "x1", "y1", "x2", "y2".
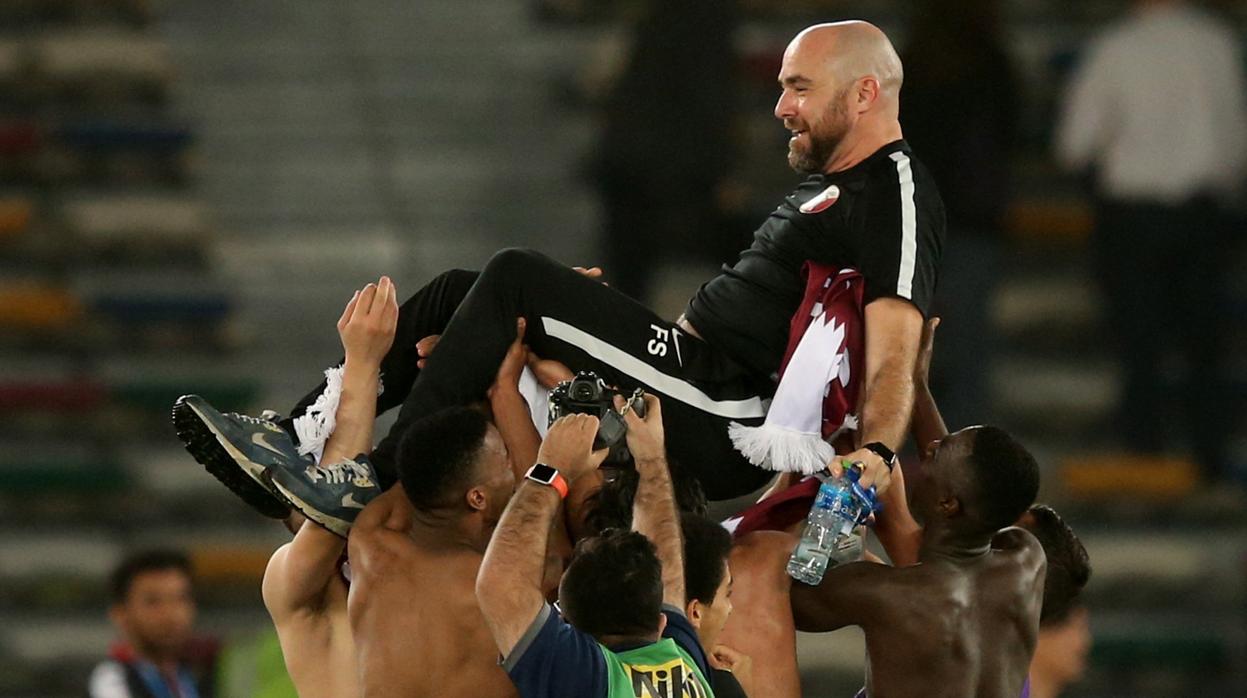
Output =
[{"x1": 728, "y1": 263, "x2": 865, "y2": 474}]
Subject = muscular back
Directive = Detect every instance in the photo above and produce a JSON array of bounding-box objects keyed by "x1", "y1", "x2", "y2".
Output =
[
  {"x1": 860, "y1": 529, "x2": 1044, "y2": 698},
  {"x1": 347, "y1": 494, "x2": 518, "y2": 698}
]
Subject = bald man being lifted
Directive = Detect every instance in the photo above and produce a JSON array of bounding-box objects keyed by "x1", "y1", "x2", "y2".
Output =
[{"x1": 175, "y1": 22, "x2": 944, "y2": 562}]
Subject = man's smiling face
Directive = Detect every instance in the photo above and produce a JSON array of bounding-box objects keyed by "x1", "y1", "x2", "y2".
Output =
[{"x1": 773, "y1": 38, "x2": 853, "y2": 174}]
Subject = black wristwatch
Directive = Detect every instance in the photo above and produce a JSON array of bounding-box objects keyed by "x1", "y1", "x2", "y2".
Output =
[{"x1": 863, "y1": 442, "x2": 898, "y2": 472}]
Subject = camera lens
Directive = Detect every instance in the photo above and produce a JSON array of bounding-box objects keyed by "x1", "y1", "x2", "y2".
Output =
[{"x1": 569, "y1": 379, "x2": 597, "y2": 401}]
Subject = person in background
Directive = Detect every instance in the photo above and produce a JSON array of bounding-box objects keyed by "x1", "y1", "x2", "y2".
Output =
[
  {"x1": 594, "y1": 0, "x2": 740, "y2": 302},
  {"x1": 1056, "y1": 0, "x2": 1247, "y2": 480},
  {"x1": 1019, "y1": 505, "x2": 1093, "y2": 698},
  {"x1": 682, "y1": 513, "x2": 752, "y2": 697},
  {"x1": 900, "y1": 0, "x2": 1019, "y2": 428},
  {"x1": 89, "y1": 550, "x2": 216, "y2": 698}
]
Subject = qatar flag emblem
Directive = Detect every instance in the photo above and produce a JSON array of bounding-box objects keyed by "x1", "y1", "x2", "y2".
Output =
[{"x1": 799, "y1": 184, "x2": 840, "y2": 214}]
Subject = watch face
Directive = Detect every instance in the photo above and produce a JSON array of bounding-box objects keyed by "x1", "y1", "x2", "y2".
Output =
[{"x1": 528, "y1": 463, "x2": 558, "y2": 485}]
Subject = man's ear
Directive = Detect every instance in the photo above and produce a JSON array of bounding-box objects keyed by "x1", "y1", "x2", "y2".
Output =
[
  {"x1": 686, "y1": 599, "x2": 703, "y2": 628},
  {"x1": 937, "y1": 495, "x2": 962, "y2": 518},
  {"x1": 466, "y1": 486, "x2": 487, "y2": 512},
  {"x1": 855, "y1": 76, "x2": 880, "y2": 110},
  {"x1": 656, "y1": 612, "x2": 669, "y2": 639}
]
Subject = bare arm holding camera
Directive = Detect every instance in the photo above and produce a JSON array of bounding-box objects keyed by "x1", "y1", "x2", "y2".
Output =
[{"x1": 618, "y1": 394, "x2": 686, "y2": 609}]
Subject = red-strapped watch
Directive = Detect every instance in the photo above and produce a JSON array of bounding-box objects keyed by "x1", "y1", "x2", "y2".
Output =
[{"x1": 526, "y1": 463, "x2": 569, "y2": 499}]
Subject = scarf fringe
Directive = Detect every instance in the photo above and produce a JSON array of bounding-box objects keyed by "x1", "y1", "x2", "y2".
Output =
[
  {"x1": 728, "y1": 422, "x2": 834, "y2": 474},
  {"x1": 293, "y1": 366, "x2": 345, "y2": 463},
  {"x1": 291, "y1": 366, "x2": 386, "y2": 464}
]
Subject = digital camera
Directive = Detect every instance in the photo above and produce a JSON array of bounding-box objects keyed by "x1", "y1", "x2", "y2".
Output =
[{"x1": 547, "y1": 371, "x2": 646, "y2": 464}]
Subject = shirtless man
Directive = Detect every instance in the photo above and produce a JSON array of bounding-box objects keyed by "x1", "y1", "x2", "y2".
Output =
[
  {"x1": 263, "y1": 279, "x2": 398, "y2": 698},
  {"x1": 785, "y1": 424, "x2": 1044, "y2": 697},
  {"x1": 341, "y1": 401, "x2": 520, "y2": 698},
  {"x1": 173, "y1": 276, "x2": 399, "y2": 698},
  {"x1": 716, "y1": 318, "x2": 1044, "y2": 698}
]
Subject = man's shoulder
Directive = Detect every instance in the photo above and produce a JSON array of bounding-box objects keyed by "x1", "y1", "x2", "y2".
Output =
[
  {"x1": 859, "y1": 146, "x2": 940, "y2": 191},
  {"x1": 988, "y1": 528, "x2": 1047, "y2": 591},
  {"x1": 87, "y1": 659, "x2": 134, "y2": 698},
  {"x1": 992, "y1": 526, "x2": 1042, "y2": 556},
  {"x1": 356, "y1": 532, "x2": 482, "y2": 576},
  {"x1": 351, "y1": 544, "x2": 483, "y2": 616}
]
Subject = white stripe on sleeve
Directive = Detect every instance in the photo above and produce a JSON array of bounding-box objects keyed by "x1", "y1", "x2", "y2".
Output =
[
  {"x1": 889, "y1": 151, "x2": 918, "y2": 299},
  {"x1": 540, "y1": 317, "x2": 766, "y2": 420}
]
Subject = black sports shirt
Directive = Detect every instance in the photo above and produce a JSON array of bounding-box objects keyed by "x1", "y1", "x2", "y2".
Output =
[{"x1": 685, "y1": 140, "x2": 945, "y2": 377}]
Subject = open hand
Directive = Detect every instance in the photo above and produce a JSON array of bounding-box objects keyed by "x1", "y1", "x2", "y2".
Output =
[
  {"x1": 338, "y1": 276, "x2": 398, "y2": 368},
  {"x1": 537, "y1": 414, "x2": 609, "y2": 482}
]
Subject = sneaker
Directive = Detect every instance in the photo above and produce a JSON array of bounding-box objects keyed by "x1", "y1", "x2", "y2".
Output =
[
  {"x1": 266, "y1": 455, "x2": 381, "y2": 537},
  {"x1": 171, "y1": 394, "x2": 301, "y2": 519}
]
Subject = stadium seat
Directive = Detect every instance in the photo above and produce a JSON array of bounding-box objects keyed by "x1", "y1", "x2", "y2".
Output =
[
  {"x1": 1060, "y1": 454, "x2": 1200, "y2": 499},
  {"x1": 55, "y1": 119, "x2": 192, "y2": 155},
  {"x1": 1, "y1": 618, "x2": 115, "y2": 667},
  {"x1": 0, "y1": 532, "x2": 121, "y2": 586},
  {"x1": 33, "y1": 32, "x2": 173, "y2": 90},
  {"x1": 0, "y1": 454, "x2": 128, "y2": 495},
  {"x1": 62, "y1": 194, "x2": 209, "y2": 243},
  {"x1": 124, "y1": 447, "x2": 228, "y2": 497},
  {"x1": 89, "y1": 293, "x2": 230, "y2": 325},
  {"x1": 0, "y1": 380, "x2": 107, "y2": 413},
  {"x1": 110, "y1": 377, "x2": 259, "y2": 414},
  {"x1": 0, "y1": 197, "x2": 34, "y2": 238},
  {"x1": 190, "y1": 544, "x2": 272, "y2": 588},
  {"x1": 0, "y1": 39, "x2": 26, "y2": 85},
  {"x1": 0, "y1": 283, "x2": 81, "y2": 331},
  {"x1": 1092, "y1": 630, "x2": 1229, "y2": 672},
  {"x1": 1005, "y1": 197, "x2": 1094, "y2": 244},
  {"x1": 0, "y1": 120, "x2": 41, "y2": 156}
]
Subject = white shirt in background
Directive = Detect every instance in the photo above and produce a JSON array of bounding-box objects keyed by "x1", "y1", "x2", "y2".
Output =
[{"x1": 1056, "y1": 4, "x2": 1247, "y2": 204}]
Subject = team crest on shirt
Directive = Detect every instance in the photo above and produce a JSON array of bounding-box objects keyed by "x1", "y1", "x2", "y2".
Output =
[
  {"x1": 799, "y1": 184, "x2": 840, "y2": 214},
  {"x1": 626, "y1": 658, "x2": 707, "y2": 698}
]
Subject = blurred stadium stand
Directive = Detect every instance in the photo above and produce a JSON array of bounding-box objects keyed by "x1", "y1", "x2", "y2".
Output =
[{"x1": 1, "y1": 1, "x2": 1244, "y2": 697}]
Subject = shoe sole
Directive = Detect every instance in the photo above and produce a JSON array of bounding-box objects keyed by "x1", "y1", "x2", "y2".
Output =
[
  {"x1": 172, "y1": 395, "x2": 291, "y2": 519},
  {"x1": 268, "y1": 476, "x2": 353, "y2": 538}
]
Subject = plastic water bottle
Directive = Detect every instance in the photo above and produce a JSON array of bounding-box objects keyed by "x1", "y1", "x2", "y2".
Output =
[{"x1": 787, "y1": 465, "x2": 879, "y2": 585}]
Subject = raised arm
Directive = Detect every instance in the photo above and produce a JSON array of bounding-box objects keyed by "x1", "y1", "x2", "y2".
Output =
[
  {"x1": 488, "y1": 318, "x2": 542, "y2": 478},
  {"x1": 618, "y1": 394, "x2": 685, "y2": 609},
  {"x1": 262, "y1": 277, "x2": 398, "y2": 619},
  {"x1": 910, "y1": 317, "x2": 948, "y2": 457},
  {"x1": 841, "y1": 297, "x2": 923, "y2": 484},
  {"x1": 836, "y1": 298, "x2": 924, "y2": 565},
  {"x1": 477, "y1": 414, "x2": 608, "y2": 657},
  {"x1": 789, "y1": 559, "x2": 891, "y2": 633}
]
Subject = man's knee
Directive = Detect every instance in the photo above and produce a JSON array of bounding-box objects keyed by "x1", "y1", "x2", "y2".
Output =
[
  {"x1": 481, "y1": 247, "x2": 553, "y2": 280},
  {"x1": 433, "y1": 268, "x2": 478, "y2": 295}
]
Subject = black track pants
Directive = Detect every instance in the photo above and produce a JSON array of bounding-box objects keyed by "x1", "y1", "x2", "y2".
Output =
[{"x1": 291, "y1": 248, "x2": 772, "y2": 500}]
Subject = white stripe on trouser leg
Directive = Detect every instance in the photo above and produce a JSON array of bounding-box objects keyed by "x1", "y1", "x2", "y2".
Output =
[
  {"x1": 540, "y1": 317, "x2": 766, "y2": 420},
  {"x1": 890, "y1": 151, "x2": 918, "y2": 299}
]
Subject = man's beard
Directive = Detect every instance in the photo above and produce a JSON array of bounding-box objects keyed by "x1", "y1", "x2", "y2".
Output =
[{"x1": 787, "y1": 97, "x2": 850, "y2": 174}]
